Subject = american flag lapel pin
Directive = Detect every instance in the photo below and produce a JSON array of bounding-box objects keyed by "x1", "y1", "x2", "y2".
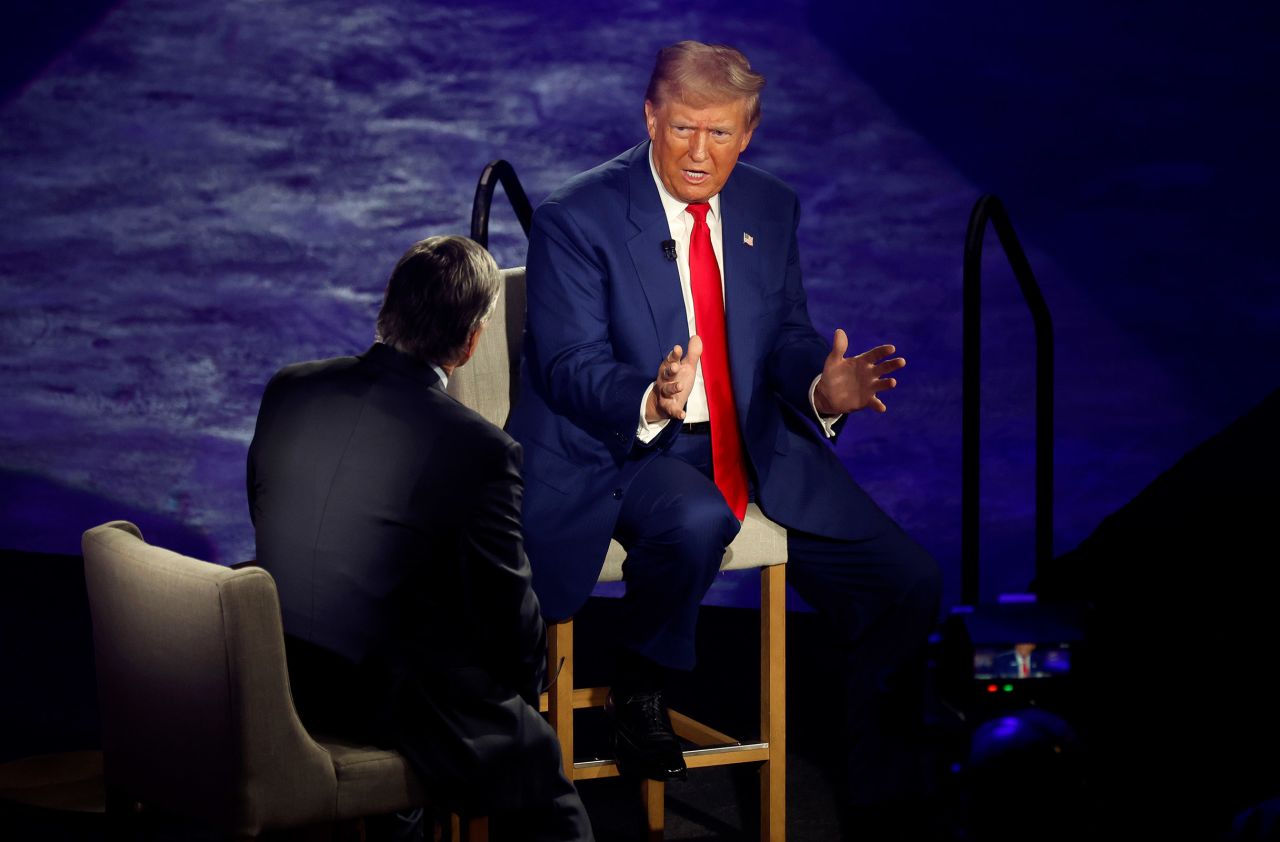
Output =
[{"x1": 743, "y1": 232, "x2": 754, "y2": 247}]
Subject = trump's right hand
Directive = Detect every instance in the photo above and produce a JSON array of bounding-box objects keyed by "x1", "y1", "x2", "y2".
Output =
[{"x1": 645, "y1": 335, "x2": 703, "y2": 422}]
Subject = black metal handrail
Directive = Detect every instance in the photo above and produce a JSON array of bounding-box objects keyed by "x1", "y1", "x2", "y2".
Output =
[
  {"x1": 470, "y1": 159, "x2": 533, "y2": 247},
  {"x1": 961, "y1": 195, "x2": 1054, "y2": 605}
]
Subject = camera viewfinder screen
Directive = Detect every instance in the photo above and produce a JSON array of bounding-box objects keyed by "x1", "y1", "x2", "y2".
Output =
[{"x1": 973, "y1": 642, "x2": 1071, "y2": 679}]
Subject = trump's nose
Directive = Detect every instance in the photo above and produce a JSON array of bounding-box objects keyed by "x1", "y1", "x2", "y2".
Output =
[{"x1": 688, "y1": 131, "x2": 709, "y2": 162}]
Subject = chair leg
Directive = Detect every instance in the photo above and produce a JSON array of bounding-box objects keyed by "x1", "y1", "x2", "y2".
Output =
[
  {"x1": 760, "y1": 563, "x2": 786, "y2": 842},
  {"x1": 461, "y1": 816, "x2": 488, "y2": 842},
  {"x1": 547, "y1": 618, "x2": 575, "y2": 779},
  {"x1": 641, "y1": 778, "x2": 665, "y2": 841},
  {"x1": 447, "y1": 814, "x2": 488, "y2": 842}
]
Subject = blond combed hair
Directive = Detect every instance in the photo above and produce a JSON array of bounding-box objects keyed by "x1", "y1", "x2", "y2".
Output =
[{"x1": 644, "y1": 41, "x2": 766, "y2": 128}]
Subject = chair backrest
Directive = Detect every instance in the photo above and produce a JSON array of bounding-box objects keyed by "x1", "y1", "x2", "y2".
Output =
[
  {"x1": 447, "y1": 266, "x2": 526, "y2": 426},
  {"x1": 81, "y1": 521, "x2": 337, "y2": 834}
]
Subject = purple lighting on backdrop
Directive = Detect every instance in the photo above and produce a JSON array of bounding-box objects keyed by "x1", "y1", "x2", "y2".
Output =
[{"x1": 1, "y1": 0, "x2": 1277, "y2": 613}]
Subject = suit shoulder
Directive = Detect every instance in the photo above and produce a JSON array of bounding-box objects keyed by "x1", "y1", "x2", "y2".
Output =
[
  {"x1": 262, "y1": 355, "x2": 363, "y2": 395},
  {"x1": 540, "y1": 143, "x2": 641, "y2": 213}
]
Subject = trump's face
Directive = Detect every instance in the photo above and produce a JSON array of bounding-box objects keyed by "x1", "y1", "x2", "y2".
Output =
[{"x1": 645, "y1": 96, "x2": 754, "y2": 204}]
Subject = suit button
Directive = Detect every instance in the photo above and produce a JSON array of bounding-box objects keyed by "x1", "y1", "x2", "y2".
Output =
[{"x1": 612, "y1": 489, "x2": 623, "y2": 500}]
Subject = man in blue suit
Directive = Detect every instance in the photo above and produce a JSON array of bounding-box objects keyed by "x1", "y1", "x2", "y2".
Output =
[{"x1": 507, "y1": 41, "x2": 940, "y2": 834}]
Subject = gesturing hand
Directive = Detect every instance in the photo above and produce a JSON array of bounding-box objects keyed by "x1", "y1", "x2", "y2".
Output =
[
  {"x1": 812, "y1": 329, "x2": 905, "y2": 415},
  {"x1": 645, "y1": 335, "x2": 704, "y2": 423}
]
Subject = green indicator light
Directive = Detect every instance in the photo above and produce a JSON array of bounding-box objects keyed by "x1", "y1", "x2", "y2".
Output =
[{"x1": 1002, "y1": 684, "x2": 1014, "y2": 692}]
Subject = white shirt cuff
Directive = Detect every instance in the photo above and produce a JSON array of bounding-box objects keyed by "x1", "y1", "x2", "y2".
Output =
[
  {"x1": 636, "y1": 382, "x2": 670, "y2": 444},
  {"x1": 809, "y1": 374, "x2": 843, "y2": 438}
]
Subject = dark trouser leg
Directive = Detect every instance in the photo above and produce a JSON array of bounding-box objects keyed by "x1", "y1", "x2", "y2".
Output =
[
  {"x1": 612, "y1": 434, "x2": 740, "y2": 672},
  {"x1": 489, "y1": 748, "x2": 594, "y2": 842},
  {"x1": 785, "y1": 509, "x2": 941, "y2": 830},
  {"x1": 384, "y1": 676, "x2": 594, "y2": 841}
]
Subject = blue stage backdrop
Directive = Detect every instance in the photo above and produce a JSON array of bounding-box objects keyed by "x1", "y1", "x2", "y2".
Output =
[{"x1": 2, "y1": 0, "x2": 1276, "y2": 610}]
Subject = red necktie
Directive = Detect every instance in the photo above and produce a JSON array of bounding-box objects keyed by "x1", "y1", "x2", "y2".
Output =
[{"x1": 686, "y1": 202, "x2": 748, "y2": 520}]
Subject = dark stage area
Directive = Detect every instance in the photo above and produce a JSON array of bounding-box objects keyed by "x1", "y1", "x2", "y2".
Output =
[
  {"x1": 0, "y1": 560, "x2": 1080, "y2": 841},
  {"x1": 4, "y1": 382, "x2": 1280, "y2": 839}
]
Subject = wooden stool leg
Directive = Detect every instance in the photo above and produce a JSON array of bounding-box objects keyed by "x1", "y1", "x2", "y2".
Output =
[
  {"x1": 463, "y1": 816, "x2": 488, "y2": 842},
  {"x1": 641, "y1": 778, "x2": 665, "y2": 841},
  {"x1": 760, "y1": 563, "x2": 786, "y2": 842},
  {"x1": 547, "y1": 618, "x2": 575, "y2": 779},
  {"x1": 447, "y1": 813, "x2": 488, "y2": 842}
]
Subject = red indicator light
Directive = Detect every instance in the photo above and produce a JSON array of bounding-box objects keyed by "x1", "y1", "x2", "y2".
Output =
[{"x1": 986, "y1": 684, "x2": 998, "y2": 693}]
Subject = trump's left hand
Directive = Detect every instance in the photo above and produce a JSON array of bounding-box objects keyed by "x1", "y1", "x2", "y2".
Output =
[{"x1": 812, "y1": 329, "x2": 906, "y2": 415}]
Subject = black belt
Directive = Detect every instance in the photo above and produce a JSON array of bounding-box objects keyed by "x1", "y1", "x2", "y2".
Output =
[{"x1": 681, "y1": 421, "x2": 710, "y2": 434}]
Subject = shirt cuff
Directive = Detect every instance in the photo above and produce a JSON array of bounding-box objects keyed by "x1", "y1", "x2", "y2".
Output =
[
  {"x1": 809, "y1": 374, "x2": 843, "y2": 439},
  {"x1": 636, "y1": 382, "x2": 671, "y2": 444}
]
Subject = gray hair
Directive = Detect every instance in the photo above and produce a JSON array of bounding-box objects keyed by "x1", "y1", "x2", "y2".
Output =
[
  {"x1": 644, "y1": 41, "x2": 766, "y2": 129},
  {"x1": 375, "y1": 235, "x2": 500, "y2": 367}
]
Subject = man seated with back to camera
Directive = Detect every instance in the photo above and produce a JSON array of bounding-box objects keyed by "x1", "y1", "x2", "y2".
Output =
[{"x1": 247, "y1": 235, "x2": 593, "y2": 841}]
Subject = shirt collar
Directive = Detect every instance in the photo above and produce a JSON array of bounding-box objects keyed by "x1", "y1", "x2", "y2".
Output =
[
  {"x1": 367, "y1": 341, "x2": 448, "y2": 390},
  {"x1": 648, "y1": 143, "x2": 720, "y2": 225}
]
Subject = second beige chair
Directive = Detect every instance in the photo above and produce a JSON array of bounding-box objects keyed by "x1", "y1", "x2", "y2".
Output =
[
  {"x1": 449, "y1": 267, "x2": 787, "y2": 841},
  {"x1": 81, "y1": 520, "x2": 487, "y2": 841}
]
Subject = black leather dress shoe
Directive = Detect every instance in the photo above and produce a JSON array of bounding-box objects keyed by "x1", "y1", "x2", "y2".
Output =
[{"x1": 606, "y1": 689, "x2": 687, "y2": 781}]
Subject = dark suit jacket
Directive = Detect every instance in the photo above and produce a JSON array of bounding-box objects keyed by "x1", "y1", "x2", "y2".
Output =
[
  {"x1": 507, "y1": 141, "x2": 886, "y2": 620},
  {"x1": 247, "y1": 341, "x2": 555, "y2": 813}
]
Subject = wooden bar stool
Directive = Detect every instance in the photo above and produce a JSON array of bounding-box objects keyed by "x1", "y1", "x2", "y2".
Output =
[{"x1": 539, "y1": 511, "x2": 787, "y2": 841}]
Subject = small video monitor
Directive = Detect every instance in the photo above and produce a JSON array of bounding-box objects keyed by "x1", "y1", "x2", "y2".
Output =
[{"x1": 972, "y1": 641, "x2": 1071, "y2": 680}]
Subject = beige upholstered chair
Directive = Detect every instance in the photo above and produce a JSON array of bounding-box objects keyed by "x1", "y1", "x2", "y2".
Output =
[
  {"x1": 81, "y1": 520, "x2": 487, "y2": 841},
  {"x1": 449, "y1": 267, "x2": 787, "y2": 841}
]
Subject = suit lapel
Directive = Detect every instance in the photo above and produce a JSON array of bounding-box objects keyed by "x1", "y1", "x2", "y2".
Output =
[
  {"x1": 719, "y1": 171, "x2": 764, "y2": 417},
  {"x1": 622, "y1": 147, "x2": 767, "y2": 417},
  {"x1": 626, "y1": 142, "x2": 690, "y2": 354}
]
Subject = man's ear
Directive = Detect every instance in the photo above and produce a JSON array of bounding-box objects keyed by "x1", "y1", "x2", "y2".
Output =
[{"x1": 455, "y1": 324, "x2": 485, "y2": 368}]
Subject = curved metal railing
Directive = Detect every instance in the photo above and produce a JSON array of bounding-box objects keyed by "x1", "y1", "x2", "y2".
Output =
[
  {"x1": 961, "y1": 195, "x2": 1054, "y2": 605},
  {"x1": 470, "y1": 159, "x2": 533, "y2": 247}
]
